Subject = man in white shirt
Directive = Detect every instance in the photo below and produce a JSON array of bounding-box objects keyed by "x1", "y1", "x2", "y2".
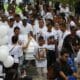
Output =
[
  {"x1": 21, "y1": 19, "x2": 33, "y2": 35},
  {"x1": 45, "y1": 20, "x2": 59, "y2": 43},
  {"x1": 0, "y1": 15, "x2": 8, "y2": 26},
  {"x1": 33, "y1": 18, "x2": 47, "y2": 41},
  {"x1": 58, "y1": 23, "x2": 71, "y2": 52},
  {"x1": 7, "y1": 18, "x2": 14, "y2": 37},
  {"x1": 8, "y1": 26, "x2": 27, "y2": 45},
  {"x1": 13, "y1": 14, "x2": 23, "y2": 30},
  {"x1": 60, "y1": 4, "x2": 70, "y2": 19}
]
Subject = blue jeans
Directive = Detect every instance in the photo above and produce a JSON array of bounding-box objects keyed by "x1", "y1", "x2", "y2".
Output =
[
  {"x1": 57, "y1": 76, "x2": 77, "y2": 80},
  {"x1": 68, "y1": 76, "x2": 77, "y2": 80}
]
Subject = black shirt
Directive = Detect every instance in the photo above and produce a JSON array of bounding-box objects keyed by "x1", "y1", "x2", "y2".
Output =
[
  {"x1": 54, "y1": 59, "x2": 73, "y2": 80},
  {"x1": 62, "y1": 34, "x2": 80, "y2": 55}
]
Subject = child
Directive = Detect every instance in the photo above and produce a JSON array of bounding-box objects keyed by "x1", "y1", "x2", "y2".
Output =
[{"x1": 34, "y1": 36, "x2": 47, "y2": 80}]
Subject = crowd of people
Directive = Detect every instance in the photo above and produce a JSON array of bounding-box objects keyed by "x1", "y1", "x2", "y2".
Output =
[{"x1": 0, "y1": 0, "x2": 80, "y2": 80}]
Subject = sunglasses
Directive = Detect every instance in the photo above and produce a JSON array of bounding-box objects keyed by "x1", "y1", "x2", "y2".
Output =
[{"x1": 65, "y1": 56, "x2": 69, "y2": 58}]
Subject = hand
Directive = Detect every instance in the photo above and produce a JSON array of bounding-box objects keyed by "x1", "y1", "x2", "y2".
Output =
[
  {"x1": 36, "y1": 58, "x2": 40, "y2": 61},
  {"x1": 64, "y1": 77, "x2": 68, "y2": 80},
  {"x1": 18, "y1": 41, "x2": 22, "y2": 45},
  {"x1": 28, "y1": 35, "x2": 32, "y2": 41}
]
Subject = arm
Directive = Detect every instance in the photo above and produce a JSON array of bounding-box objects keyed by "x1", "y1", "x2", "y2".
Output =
[
  {"x1": 59, "y1": 71, "x2": 68, "y2": 80},
  {"x1": 54, "y1": 61, "x2": 68, "y2": 80},
  {"x1": 33, "y1": 47, "x2": 40, "y2": 61},
  {"x1": 72, "y1": 72, "x2": 78, "y2": 78},
  {"x1": 22, "y1": 36, "x2": 32, "y2": 50}
]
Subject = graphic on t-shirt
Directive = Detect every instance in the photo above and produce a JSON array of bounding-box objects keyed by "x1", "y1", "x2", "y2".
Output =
[{"x1": 37, "y1": 48, "x2": 46, "y2": 60}]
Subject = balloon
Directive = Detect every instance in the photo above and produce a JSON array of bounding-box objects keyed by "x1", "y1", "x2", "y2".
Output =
[
  {"x1": 0, "y1": 46, "x2": 9, "y2": 62},
  {"x1": 3, "y1": 56, "x2": 14, "y2": 68},
  {"x1": 0, "y1": 36, "x2": 8, "y2": 46},
  {"x1": 0, "y1": 24, "x2": 8, "y2": 38},
  {"x1": 0, "y1": 79, "x2": 3, "y2": 80}
]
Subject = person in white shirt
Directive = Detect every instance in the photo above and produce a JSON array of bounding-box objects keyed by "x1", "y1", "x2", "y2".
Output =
[
  {"x1": 21, "y1": 19, "x2": 33, "y2": 35},
  {"x1": 60, "y1": 4, "x2": 70, "y2": 20},
  {"x1": 44, "y1": 6, "x2": 53, "y2": 20},
  {"x1": 58, "y1": 23, "x2": 71, "y2": 52},
  {"x1": 0, "y1": 15, "x2": 8, "y2": 25},
  {"x1": 8, "y1": 26, "x2": 20, "y2": 44},
  {"x1": 39, "y1": 4, "x2": 45, "y2": 18},
  {"x1": 9, "y1": 36, "x2": 23, "y2": 69},
  {"x1": 6, "y1": 35, "x2": 31, "y2": 80},
  {"x1": 13, "y1": 14, "x2": 23, "y2": 30},
  {"x1": 68, "y1": 15, "x2": 76, "y2": 30},
  {"x1": 33, "y1": 18, "x2": 47, "y2": 41},
  {"x1": 8, "y1": 26, "x2": 28, "y2": 45},
  {"x1": 34, "y1": 36, "x2": 47, "y2": 80},
  {"x1": 23, "y1": 32, "x2": 38, "y2": 67},
  {"x1": 45, "y1": 20, "x2": 59, "y2": 43},
  {"x1": 8, "y1": 35, "x2": 32, "y2": 70},
  {"x1": 7, "y1": 18, "x2": 14, "y2": 37},
  {"x1": 6, "y1": 8, "x2": 15, "y2": 19}
]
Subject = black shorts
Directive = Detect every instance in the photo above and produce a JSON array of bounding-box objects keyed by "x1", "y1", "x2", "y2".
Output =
[{"x1": 47, "y1": 50, "x2": 56, "y2": 68}]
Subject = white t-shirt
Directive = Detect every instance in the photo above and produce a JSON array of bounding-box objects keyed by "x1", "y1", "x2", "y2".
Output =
[
  {"x1": 8, "y1": 34, "x2": 28, "y2": 45},
  {"x1": 34, "y1": 44, "x2": 47, "y2": 67},
  {"x1": 33, "y1": 25, "x2": 47, "y2": 40},
  {"x1": 13, "y1": 21, "x2": 23, "y2": 30},
  {"x1": 60, "y1": 6, "x2": 70, "y2": 20},
  {"x1": 0, "y1": 21, "x2": 8, "y2": 26},
  {"x1": 46, "y1": 44, "x2": 55, "y2": 51},
  {"x1": 33, "y1": 25, "x2": 47, "y2": 34},
  {"x1": 45, "y1": 31, "x2": 54, "y2": 40},
  {"x1": 21, "y1": 23, "x2": 33, "y2": 34},
  {"x1": 8, "y1": 44, "x2": 23, "y2": 63},
  {"x1": 58, "y1": 30, "x2": 71, "y2": 52},
  {"x1": 44, "y1": 12, "x2": 53, "y2": 20},
  {"x1": 45, "y1": 28, "x2": 59, "y2": 41},
  {"x1": 7, "y1": 27, "x2": 14, "y2": 37}
]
